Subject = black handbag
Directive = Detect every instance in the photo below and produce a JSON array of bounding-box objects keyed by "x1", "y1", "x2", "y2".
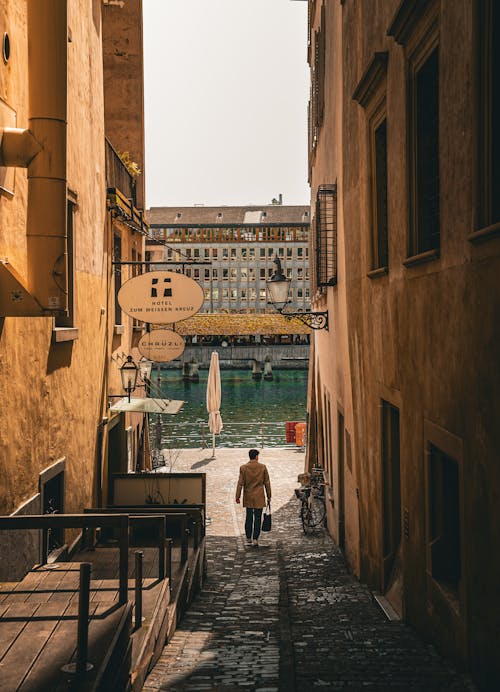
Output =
[{"x1": 261, "y1": 502, "x2": 272, "y2": 532}]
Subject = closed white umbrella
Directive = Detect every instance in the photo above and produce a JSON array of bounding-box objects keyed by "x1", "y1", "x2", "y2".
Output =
[{"x1": 206, "y1": 351, "x2": 223, "y2": 457}]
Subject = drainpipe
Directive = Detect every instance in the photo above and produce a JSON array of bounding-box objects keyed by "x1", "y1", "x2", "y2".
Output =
[
  {"x1": 26, "y1": 0, "x2": 68, "y2": 313},
  {"x1": 0, "y1": 128, "x2": 41, "y2": 167}
]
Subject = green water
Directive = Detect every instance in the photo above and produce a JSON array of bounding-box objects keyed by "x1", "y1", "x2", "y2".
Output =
[{"x1": 153, "y1": 368, "x2": 308, "y2": 448}]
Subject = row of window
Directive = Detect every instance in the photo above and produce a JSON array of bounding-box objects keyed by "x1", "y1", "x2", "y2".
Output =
[
  {"x1": 166, "y1": 246, "x2": 309, "y2": 261},
  {"x1": 184, "y1": 267, "x2": 309, "y2": 281},
  {"x1": 202, "y1": 287, "x2": 310, "y2": 302},
  {"x1": 314, "y1": 2, "x2": 500, "y2": 278},
  {"x1": 152, "y1": 226, "x2": 309, "y2": 243}
]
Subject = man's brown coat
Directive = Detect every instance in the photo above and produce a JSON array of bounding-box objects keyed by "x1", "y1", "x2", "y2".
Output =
[{"x1": 236, "y1": 459, "x2": 271, "y2": 508}]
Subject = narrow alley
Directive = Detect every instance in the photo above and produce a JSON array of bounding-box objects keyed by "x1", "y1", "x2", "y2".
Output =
[
  {"x1": 1, "y1": 1, "x2": 499, "y2": 690},
  {"x1": 144, "y1": 449, "x2": 475, "y2": 692}
]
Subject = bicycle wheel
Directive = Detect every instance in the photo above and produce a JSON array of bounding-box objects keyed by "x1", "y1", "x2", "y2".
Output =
[
  {"x1": 309, "y1": 496, "x2": 326, "y2": 527},
  {"x1": 300, "y1": 502, "x2": 313, "y2": 534}
]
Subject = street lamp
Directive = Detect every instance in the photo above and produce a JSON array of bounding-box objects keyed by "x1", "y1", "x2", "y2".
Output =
[
  {"x1": 120, "y1": 355, "x2": 139, "y2": 402},
  {"x1": 266, "y1": 255, "x2": 329, "y2": 330},
  {"x1": 266, "y1": 256, "x2": 290, "y2": 310}
]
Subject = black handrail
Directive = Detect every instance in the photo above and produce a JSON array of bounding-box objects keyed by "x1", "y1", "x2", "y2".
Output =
[{"x1": 0, "y1": 514, "x2": 130, "y2": 605}]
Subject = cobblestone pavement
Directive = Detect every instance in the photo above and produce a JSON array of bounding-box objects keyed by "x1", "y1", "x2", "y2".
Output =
[{"x1": 144, "y1": 448, "x2": 475, "y2": 692}]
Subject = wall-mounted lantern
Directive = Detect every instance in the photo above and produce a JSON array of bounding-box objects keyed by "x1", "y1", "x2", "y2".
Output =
[
  {"x1": 267, "y1": 255, "x2": 329, "y2": 330},
  {"x1": 120, "y1": 355, "x2": 138, "y2": 402}
]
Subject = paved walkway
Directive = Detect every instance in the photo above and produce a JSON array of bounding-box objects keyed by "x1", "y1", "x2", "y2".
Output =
[{"x1": 144, "y1": 448, "x2": 475, "y2": 692}]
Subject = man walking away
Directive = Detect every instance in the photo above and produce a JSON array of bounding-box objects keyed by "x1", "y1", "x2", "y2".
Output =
[{"x1": 235, "y1": 449, "x2": 271, "y2": 547}]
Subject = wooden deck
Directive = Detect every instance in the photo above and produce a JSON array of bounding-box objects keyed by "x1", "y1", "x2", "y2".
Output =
[
  {"x1": 0, "y1": 537, "x2": 206, "y2": 691},
  {"x1": 0, "y1": 563, "x2": 131, "y2": 692}
]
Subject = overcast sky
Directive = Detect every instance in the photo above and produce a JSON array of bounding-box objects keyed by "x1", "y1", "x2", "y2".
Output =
[{"x1": 143, "y1": 0, "x2": 310, "y2": 209}]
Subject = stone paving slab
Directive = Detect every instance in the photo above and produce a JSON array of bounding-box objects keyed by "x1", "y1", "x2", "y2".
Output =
[{"x1": 144, "y1": 447, "x2": 476, "y2": 692}]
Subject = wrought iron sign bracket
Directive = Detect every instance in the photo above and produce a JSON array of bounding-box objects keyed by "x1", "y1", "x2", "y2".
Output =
[{"x1": 280, "y1": 309, "x2": 329, "y2": 331}]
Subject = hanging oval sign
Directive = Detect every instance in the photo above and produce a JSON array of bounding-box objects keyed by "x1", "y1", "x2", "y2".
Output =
[
  {"x1": 118, "y1": 271, "x2": 204, "y2": 324},
  {"x1": 138, "y1": 329, "x2": 185, "y2": 362}
]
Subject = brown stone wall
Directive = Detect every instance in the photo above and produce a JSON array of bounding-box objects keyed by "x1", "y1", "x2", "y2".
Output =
[
  {"x1": 308, "y1": 0, "x2": 361, "y2": 575},
  {"x1": 308, "y1": 0, "x2": 500, "y2": 686},
  {"x1": 102, "y1": 0, "x2": 145, "y2": 209}
]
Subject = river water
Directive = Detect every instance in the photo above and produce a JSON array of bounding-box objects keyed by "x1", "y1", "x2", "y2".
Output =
[{"x1": 152, "y1": 368, "x2": 308, "y2": 449}]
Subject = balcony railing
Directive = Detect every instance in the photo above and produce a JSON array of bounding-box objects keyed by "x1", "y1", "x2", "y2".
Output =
[{"x1": 105, "y1": 137, "x2": 136, "y2": 206}]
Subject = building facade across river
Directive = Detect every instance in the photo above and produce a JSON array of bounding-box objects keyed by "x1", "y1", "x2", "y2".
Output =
[{"x1": 146, "y1": 205, "x2": 311, "y2": 314}]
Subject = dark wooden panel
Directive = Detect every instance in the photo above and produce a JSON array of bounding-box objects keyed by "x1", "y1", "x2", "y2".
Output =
[{"x1": 0, "y1": 602, "x2": 66, "y2": 691}]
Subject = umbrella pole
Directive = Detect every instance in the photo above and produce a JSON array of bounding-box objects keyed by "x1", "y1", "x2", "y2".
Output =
[{"x1": 212, "y1": 432, "x2": 215, "y2": 458}]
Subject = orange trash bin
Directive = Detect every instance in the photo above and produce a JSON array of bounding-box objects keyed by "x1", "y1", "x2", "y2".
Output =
[{"x1": 295, "y1": 422, "x2": 306, "y2": 447}]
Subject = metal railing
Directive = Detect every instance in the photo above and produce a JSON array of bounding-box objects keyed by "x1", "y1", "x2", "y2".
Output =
[
  {"x1": 0, "y1": 513, "x2": 130, "y2": 604},
  {"x1": 154, "y1": 420, "x2": 306, "y2": 450},
  {"x1": 105, "y1": 137, "x2": 136, "y2": 204},
  {"x1": 83, "y1": 509, "x2": 167, "y2": 579}
]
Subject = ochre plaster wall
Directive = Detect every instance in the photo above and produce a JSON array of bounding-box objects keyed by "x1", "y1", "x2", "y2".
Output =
[{"x1": 0, "y1": 3, "x2": 107, "y2": 524}]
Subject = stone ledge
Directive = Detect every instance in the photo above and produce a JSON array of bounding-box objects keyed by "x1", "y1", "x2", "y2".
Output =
[
  {"x1": 52, "y1": 327, "x2": 79, "y2": 342},
  {"x1": 468, "y1": 222, "x2": 500, "y2": 244}
]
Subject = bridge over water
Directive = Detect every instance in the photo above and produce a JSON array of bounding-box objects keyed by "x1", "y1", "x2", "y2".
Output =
[{"x1": 160, "y1": 343, "x2": 309, "y2": 369}]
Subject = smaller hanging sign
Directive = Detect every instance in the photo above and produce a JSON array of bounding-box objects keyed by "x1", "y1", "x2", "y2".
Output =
[
  {"x1": 138, "y1": 329, "x2": 185, "y2": 363},
  {"x1": 118, "y1": 271, "x2": 204, "y2": 324}
]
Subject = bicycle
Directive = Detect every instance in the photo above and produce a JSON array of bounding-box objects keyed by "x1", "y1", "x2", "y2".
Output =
[{"x1": 295, "y1": 468, "x2": 326, "y2": 534}]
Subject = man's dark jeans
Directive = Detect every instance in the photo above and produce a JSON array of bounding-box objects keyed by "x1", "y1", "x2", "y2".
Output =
[{"x1": 245, "y1": 508, "x2": 263, "y2": 540}]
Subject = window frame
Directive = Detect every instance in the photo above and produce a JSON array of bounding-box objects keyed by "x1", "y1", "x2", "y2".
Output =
[
  {"x1": 408, "y1": 43, "x2": 440, "y2": 258},
  {"x1": 54, "y1": 197, "x2": 77, "y2": 333},
  {"x1": 473, "y1": 0, "x2": 500, "y2": 239},
  {"x1": 353, "y1": 51, "x2": 390, "y2": 276},
  {"x1": 423, "y1": 419, "x2": 466, "y2": 617},
  {"x1": 370, "y1": 109, "x2": 389, "y2": 272},
  {"x1": 380, "y1": 400, "x2": 401, "y2": 591},
  {"x1": 388, "y1": 0, "x2": 442, "y2": 265},
  {"x1": 309, "y1": 2, "x2": 326, "y2": 159}
]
